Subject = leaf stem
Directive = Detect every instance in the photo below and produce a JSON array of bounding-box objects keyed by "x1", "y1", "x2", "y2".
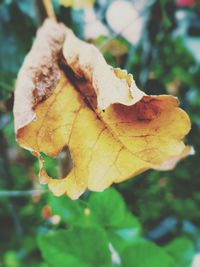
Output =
[{"x1": 42, "y1": 0, "x2": 56, "y2": 20}]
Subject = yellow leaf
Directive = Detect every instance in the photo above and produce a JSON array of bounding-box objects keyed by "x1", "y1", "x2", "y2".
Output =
[
  {"x1": 59, "y1": 0, "x2": 94, "y2": 9},
  {"x1": 14, "y1": 19, "x2": 192, "y2": 199}
]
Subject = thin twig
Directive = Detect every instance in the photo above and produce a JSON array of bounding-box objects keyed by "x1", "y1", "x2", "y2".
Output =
[{"x1": 0, "y1": 189, "x2": 48, "y2": 198}]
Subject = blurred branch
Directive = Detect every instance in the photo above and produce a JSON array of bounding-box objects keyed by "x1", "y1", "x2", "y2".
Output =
[{"x1": 0, "y1": 189, "x2": 48, "y2": 198}]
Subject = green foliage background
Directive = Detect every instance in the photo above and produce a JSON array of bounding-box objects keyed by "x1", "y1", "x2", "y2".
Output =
[{"x1": 0, "y1": 0, "x2": 200, "y2": 266}]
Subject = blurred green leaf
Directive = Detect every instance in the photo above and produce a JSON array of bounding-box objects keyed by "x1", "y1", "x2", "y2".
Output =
[
  {"x1": 164, "y1": 237, "x2": 195, "y2": 267},
  {"x1": 88, "y1": 188, "x2": 141, "y2": 253},
  {"x1": 114, "y1": 211, "x2": 141, "y2": 240},
  {"x1": 38, "y1": 225, "x2": 112, "y2": 267},
  {"x1": 121, "y1": 240, "x2": 176, "y2": 267},
  {"x1": 88, "y1": 188, "x2": 127, "y2": 227},
  {"x1": 3, "y1": 251, "x2": 21, "y2": 267}
]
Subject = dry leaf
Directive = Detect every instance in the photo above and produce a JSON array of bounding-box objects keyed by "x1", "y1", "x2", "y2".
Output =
[{"x1": 14, "y1": 19, "x2": 192, "y2": 199}]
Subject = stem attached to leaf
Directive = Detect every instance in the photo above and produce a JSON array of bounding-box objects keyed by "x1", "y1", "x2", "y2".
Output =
[{"x1": 42, "y1": 0, "x2": 56, "y2": 20}]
